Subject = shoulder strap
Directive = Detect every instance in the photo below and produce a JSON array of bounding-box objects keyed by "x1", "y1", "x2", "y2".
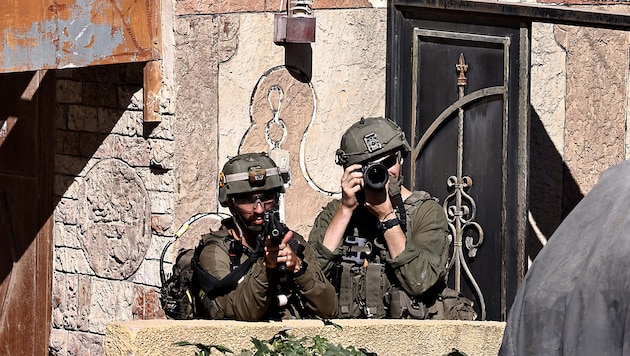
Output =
[
  {"x1": 402, "y1": 190, "x2": 437, "y2": 234},
  {"x1": 192, "y1": 234, "x2": 260, "y2": 299}
]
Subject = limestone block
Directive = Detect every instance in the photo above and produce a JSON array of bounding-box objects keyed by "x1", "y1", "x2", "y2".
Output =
[
  {"x1": 53, "y1": 246, "x2": 92, "y2": 275},
  {"x1": 67, "y1": 330, "x2": 104, "y2": 356},
  {"x1": 68, "y1": 105, "x2": 98, "y2": 132},
  {"x1": 129, "y1": 258, "x2": 162, "y2": 286},
  {"x1": 55, "y1": 130, "x2": 81, "y2": 155},
  {"x1": 56, "y1": 79, "x2": 82, "y2": 104},
  {"x1": 132, "y1": 285, "x2": 165, "y2": 320},
  {"x1": 55, "y1": 154, "x2": 91, "y2": 176},
  {"x1": 148, "y1": 191, "x2": 174, "y2": 215},
  {"x1": 104, "y1": 319, "x2": 506, "y2": 356},
  {"x1": 117, "y1": 85, "x2": 144, "y2": 111},
  {"x1": 137, "y1": 168, "x2": 175, "y2": 193},
  {"x1": 564, "y1": 25, "x2": 627, "y2": 194},
  {"x1": 54, "y1": 222, "x2": 81, "y2": 249},
  {"x1": 53, "y1": 197, "x2": 79, "y2": 225},
  {"x1": 56, "y1": 104, "x2": 69, "y2": 129},
  {"x1": 150, "y1": 214, "x2": 174, "y2": 236},
  {"x1": 89, "y1": 279, "x2": 135, "y2": 335},
  {"x1": 173, "y1": 16, "x2": 220, "y2": 225},
  {"x1": 148, "y1": 138, "x2": 174, "y2": 170},
  {"x1": 83, "y1": 82, "x2": 118, "y2": 108},
  {"x1": 49, "y1": 328, "x2": 69, "y2": 356},
  {"x1": 107, "y1": 109, "x2": 143, "y2": 137},
  {"x1": 55, "y1": 174, "x2": 77, "y2": 198},
  {"x1": 146, "y1": 114, "x2": 174, "y2": 140},
  {"x1": 93, "y1": 135, "x2": 150, "y2": 166},
  {"x1": 51, "y1": 272, "x2": 79, "y2": 329}
]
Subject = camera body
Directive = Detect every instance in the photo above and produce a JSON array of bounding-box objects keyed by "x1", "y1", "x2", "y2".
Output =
[{"x1": 361, "y1": 162, "x2": 389, "y2": 190}]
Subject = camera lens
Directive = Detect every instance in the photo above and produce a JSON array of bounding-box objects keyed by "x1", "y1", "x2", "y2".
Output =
[{"x1": 362, "y1": 163, "x2": 389, "y2": 190}]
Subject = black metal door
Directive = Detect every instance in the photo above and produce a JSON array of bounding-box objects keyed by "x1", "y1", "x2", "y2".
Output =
[{"x1": 387, "y1": 4, "x2": 529, "y2": 321}]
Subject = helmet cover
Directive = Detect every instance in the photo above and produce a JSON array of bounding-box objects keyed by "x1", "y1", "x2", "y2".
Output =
[
  {"x1": 335, "y1": 117, "x2": 411, "y2": 167},
  {"x1": 218, "y1": 152, "x2": 285, "y2": 206}
]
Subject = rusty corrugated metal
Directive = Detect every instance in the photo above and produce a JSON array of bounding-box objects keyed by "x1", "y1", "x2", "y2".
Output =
[{"x1": 0, "y1": 0, "x2": 160, "y2": 73}]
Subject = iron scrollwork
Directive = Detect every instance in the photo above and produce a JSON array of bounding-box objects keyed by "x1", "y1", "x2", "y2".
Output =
[{"x1": 443, "y1": 53, "x2": 487, "y2": 320}]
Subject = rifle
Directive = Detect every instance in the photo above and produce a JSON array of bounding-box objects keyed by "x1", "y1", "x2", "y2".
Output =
[
  {"x1": 260, "y1": 209, "x2": 290, "y2": 272},
  {"x1": 260, "y1": 209, "x2": 304, "y2": 273}
]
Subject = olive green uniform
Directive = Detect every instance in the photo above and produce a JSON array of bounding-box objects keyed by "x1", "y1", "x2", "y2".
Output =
[
  {"x1": 197, "y1": 221, "x2": 338, "y2": 321},
  {"x1": 309, "y1": 191, "x2": 450, "y2": 316}
]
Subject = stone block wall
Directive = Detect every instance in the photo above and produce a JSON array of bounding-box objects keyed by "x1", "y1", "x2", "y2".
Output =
[
  {"x1": 47, "y1": 0, "x2": 630, "y2": 354},
  {"x1": 49, "y1": 1, "x2": 390, "y2": 354},
  {"x1": 51, "y1": 63, "x2": 172, "y2": 355}
]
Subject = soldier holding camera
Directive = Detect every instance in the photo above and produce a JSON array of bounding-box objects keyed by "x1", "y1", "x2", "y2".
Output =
[
  {"x1": 310, "y1": 117, "x2": 475, "y2": 320},
  {"x1": 195, "y1": 152, "x2": 338, "y2": 321}
]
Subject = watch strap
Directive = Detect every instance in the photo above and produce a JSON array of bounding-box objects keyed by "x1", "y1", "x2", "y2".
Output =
[{"x1": 377, "y1": 217, "x2": 400, "y2": 231}]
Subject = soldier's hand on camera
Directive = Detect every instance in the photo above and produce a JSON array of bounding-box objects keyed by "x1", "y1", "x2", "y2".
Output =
[
  {"x1": 341, "y1": 164, "x2": 363, "y2": 211},
  {"x1": 364, "y1": 184, "x2": 395, "y2": 221}
]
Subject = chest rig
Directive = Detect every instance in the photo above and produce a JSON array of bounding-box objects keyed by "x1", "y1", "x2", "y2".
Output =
[{"x1": 330, "y1": 190, "x2": 434, "y2": 319}]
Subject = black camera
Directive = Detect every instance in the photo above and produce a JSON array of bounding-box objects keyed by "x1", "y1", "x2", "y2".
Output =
[{"x1": 362, "y1": 162, "x2": 389, "y2": 190}]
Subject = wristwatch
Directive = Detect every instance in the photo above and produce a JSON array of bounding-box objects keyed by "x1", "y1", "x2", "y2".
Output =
[{"x1": 377, "y1": 217, "x2": 400, "y2": 231}]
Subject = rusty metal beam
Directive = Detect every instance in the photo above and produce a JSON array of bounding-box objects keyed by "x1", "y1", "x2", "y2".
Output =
[
  {"x1": 0, "y1": 0, "x2": 160, "y2": 73},
  {"x1": 393, "y1": 0, "x2": 630, "y2": 31}
]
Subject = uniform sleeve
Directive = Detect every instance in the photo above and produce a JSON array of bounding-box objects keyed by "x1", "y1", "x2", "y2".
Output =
[
  {"x1": 387, "y1": 199, "x2": 449, "y2": 296},
  {"x1": 292, "y1": 234, "x2": 339, "y2": 318},
  {"x1": 198, "y1": 238, "x2": 276, "y2": 321},
  {"x1": 308, "y1": 199, "x2": 343, "y2": 275}
]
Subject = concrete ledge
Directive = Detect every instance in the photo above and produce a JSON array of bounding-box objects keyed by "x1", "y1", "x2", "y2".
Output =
[{"x1": 104, "y1": 319, "x2": 506, "y2": 355}]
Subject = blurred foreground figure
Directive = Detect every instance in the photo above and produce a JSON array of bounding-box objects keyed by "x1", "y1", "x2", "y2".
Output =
[{"x1": 500, "y1": 160, "x2": 630, "y2": 355}]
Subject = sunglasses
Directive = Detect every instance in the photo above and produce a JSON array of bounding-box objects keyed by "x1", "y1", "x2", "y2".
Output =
[
  {"x1": 232, "y1": 192, "x2": 278, "y2": 211},
  {"x1": 370, "y1": 152, "x2": 399, "y2": 169}
]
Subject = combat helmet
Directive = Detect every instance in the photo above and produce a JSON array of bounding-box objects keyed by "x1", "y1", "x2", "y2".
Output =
[
  {"x1": 218, "y1": 152, "x2": 285, "y2": 207},
  {"x1": 335, "y1": 117, "x2": 411, "y2": 167}
]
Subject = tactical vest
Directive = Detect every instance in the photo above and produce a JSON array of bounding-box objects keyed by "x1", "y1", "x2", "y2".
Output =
[
  {"x1": 329, "y1": 190, "x2": 434, "y2": 319},
  {"x1": 160, "y1": 229, "x2": 257, "y2": 319}
]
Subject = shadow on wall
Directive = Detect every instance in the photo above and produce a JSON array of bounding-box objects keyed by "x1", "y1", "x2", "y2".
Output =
[
  {"x1": 0, "y1": 71, "x2": 56, "y2": 308},
  {"x1": 0, "y1": 62, "x2": 149, "y2": 292},
  {"x1": 527, "y1": 107, "x2": 584, "y2": 261}
]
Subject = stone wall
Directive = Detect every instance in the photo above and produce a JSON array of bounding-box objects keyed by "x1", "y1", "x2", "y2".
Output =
[
  {"x1": 528, "y1": 8, "x2": 630, "y2": 259},
  {"x1": 50, "y1": 63, "x2": 173, "y2": 355},
  {"x1": 49, "y1": 1, "x2": 389, "y2": 354},
  {"x1": 48, "y1": 0, "x2": 630, "y2": 354},
  {"x1": 103, "y1": 319, "x2": 506, "y2": 356}
]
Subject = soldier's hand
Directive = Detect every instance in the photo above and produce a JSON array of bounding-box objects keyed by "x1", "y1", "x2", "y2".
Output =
[
  {"x1": 276, "y1": 231, "x2": 302, "y2": 273},
  {"x1": 340, "y1": 164, "x2": 363, "y2": 211},
  {"x1": 364, "y1": 183, "x2": 395, "y2": 221},
  {"x1": 264, "y1": 230, "x2": 301, "y2": 270}
]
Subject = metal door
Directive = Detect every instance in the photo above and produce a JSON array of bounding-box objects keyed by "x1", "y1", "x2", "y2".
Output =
[
  {"x1": 387, "y1": 5, "x2": 529, "y2": 321},
  {"x1": 0, "y1": 71, "x2": 54, "y2": 355}
]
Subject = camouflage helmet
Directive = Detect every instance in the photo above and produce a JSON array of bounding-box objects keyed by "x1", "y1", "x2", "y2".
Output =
[
  {"x1": 218, "y1": 152, "x2": 285, "y2": 206},
  {"x1": 335, "y1": 117, "x2": 411, "y2": 167}
]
